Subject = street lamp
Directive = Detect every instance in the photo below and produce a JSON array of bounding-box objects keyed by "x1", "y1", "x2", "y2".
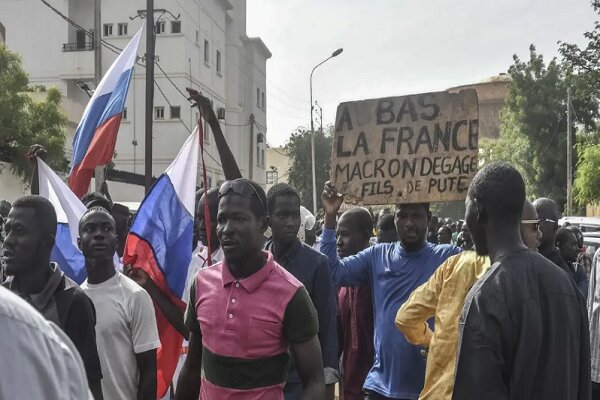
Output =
[{"x1": 310, "y1": 47, "x2": 343, "y2": 214}]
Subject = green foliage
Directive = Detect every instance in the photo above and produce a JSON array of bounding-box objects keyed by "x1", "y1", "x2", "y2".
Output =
[
  {"x1": 480, "y1": 45, "x2": 594, "y2": 206},
  {"x1": 285, "y1": 126, "x2": 333, "y2": 210},
  {"x1": 0, "y1": 45, "x2": 67, "y2": 181},
  {"x1": 573, "y1": 143, "x2": 600, "y2": 206},
  {"x1": 559, "y1": 0, "x2": 600, "y2": 128},
  {"x1": 430, "y1": 201, "x2": 466, "y2": 221}
]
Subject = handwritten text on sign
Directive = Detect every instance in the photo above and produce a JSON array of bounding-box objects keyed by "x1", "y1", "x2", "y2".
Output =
[{"x1": 331, "y1": 90, "x2": 479, "y2": 204}]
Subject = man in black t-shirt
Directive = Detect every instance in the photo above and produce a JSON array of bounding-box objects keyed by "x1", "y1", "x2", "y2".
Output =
[
  {"x1": 453, "y1": 163, "x2": 591, "y2": 400},
  {"x1": 2, "y1": 195, "x2": 103, "y2": 399}
]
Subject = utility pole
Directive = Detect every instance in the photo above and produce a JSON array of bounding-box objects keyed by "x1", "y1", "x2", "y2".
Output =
[
  {"x1": 249, "y1": 114, "x2": 255, "y2": 180},
  {"x1": 567, "y1": 87, "x2": 572, "y2": 215},
  {"x1": 315, "y1": 101, "x2": 323, "y2": 133},
  {"x1": 320, "y1": 107, "x2": 323, "y2": 134},
  {"x1": 144, "y1": 0, "x2": 154, "y2": 193},
  {"x1": 93, "y1": 0, "x2": 104, "y2": 191}
]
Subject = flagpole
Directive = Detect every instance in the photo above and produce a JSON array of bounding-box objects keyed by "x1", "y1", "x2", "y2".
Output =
[
  {"x1": 145, "y1": 0, "x2": 155, "y2": 193},
  {"x1": 93, "y1": 0, "x2": 104, "y2": 191}
]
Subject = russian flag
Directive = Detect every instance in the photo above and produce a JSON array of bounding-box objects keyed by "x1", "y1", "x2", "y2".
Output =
[
  {"x1": 124, "y1": 127, "x2": 199, "y2": 397},
  {"x1": 37, "y1": 158, "x2": 88, "y2": 284},
  {"x1": 68, "y1": 26, "x2": 143, "y2": 198}
]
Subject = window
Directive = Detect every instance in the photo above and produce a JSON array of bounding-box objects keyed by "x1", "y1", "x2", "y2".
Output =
[
  {"x1": 103, "y1": 24, "x2": 113, "y2": 37},
  {"x1": 216, "y1": 50, "x2": 222, "y2": 75},
  {"x1": 256, "y1": 144, "x2": 260, "y2": 166},
  {"x1": 170, "y1": 106, "x2": 181, "y2": 119},
  {"x1": 118, "y1": 23, "x2": 128, "y2": 36},
  {"x1": 266, "y1": 170, "x2": 278, "y2": 184},
  {"x1": 155, "y1": 106, "x2": 164, "y2": 120},
  {"x1": 122, "y1": 107, "x2": 128, "y2": 120},
  {"x1": 261, "y1": 149, "x2": 265, "y2": 167},
  {"x1": 261, "y1": 91, "x2": 265, "y2": 110},
  {"x1": 204, "y1": 39, "x2": 210, "y2": 63},
  {"x1": 256, "y1": 88, "x2": 260, "y2": 107},
  {"x1": 155, "y1": 21, "x2": 165, "y2": 34},
  {"x1": 171, "y1": 21, "x2": 181, "y2": 34},
  {"x1": 195, "y1": 30, "x2": 199, "y2": 43}
]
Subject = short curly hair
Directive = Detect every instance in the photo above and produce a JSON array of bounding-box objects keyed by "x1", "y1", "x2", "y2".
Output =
[{"x1": 468, "y1": 162, "x2": 525, "y2": 224}]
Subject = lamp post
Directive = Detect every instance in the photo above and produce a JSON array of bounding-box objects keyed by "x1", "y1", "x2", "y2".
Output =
[{"x1": 310, "y1": 48, "x2": 343, "y2": 214}]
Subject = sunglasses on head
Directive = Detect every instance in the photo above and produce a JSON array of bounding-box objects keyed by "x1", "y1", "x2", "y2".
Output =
[
  {"x1": 218, "y1": 180, "x2": 266, "y2": 212},
  {"x1": 521, "y1": 219, "x2": 540, "y2": 230}
]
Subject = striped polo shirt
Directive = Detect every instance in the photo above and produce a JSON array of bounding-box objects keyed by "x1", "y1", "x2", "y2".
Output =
[{"x1": 185, "y1": 251, "x2": 319, "y2": 400}]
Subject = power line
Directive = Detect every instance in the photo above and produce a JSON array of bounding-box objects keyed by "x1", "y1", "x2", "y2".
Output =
[
  {"x1": 267, "y1": 78, "x2": 307, "y2": 104},
  {"x1": 39, "y1": 0, "x2": 224, "y2": 170}
]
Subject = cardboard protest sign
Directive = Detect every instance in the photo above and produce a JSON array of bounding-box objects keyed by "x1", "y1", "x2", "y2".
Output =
[{"x1": 331, "y1": 89, "x2": 479, "y2": 205}]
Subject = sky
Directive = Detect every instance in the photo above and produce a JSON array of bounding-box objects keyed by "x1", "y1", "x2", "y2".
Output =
[{"x1": 246, "y1": 0, "x2": 598, "y2": 147}]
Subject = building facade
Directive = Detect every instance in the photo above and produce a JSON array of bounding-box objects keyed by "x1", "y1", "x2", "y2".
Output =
[
  {"x1": 447, "y1": 74, "x2": 511, "y2": 140},
  {"x1": 0, "y1": 0, "x2": 269, "y2": 201},
  {"x1": 265, "y1": 146, "x2": 291, "y2": 193}
]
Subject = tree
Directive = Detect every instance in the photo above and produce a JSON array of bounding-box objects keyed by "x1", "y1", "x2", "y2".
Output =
[
  {"x1": 0, "y1": 44, "x2": 67, "y2": 181},
  {"x1": 559, "y1": 0, "x2": 600, "y2": 127},
  {"x1": 559, "y1": 0, "x2": 600, "y2": 211},
  {"x1": 480, "y1": 45, "x2": 595, "y2": 206},
  {"x1": 573, "y1": 144, "x2": 600, "y2": 206},
  {"x1": 285, "y1": 126, "x2": 333, "y2": 210}
]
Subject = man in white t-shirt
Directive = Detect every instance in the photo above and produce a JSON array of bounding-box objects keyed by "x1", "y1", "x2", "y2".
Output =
[{"x1": 79, "y1": 208, "x2": 160, "y2": 400}]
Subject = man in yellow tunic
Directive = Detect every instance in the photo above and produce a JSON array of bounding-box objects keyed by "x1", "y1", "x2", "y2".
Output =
[{"x1": 394, "y1": 199, "x2": 541, "y2": 400}]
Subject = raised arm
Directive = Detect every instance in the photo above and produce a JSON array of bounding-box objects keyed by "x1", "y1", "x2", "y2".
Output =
[
  {"x1": 187, "y1": 88, "x2": 242, "y2": 180},
  {"x1": 320, "y1": 181, "x2": 371, "y2": 287},
  {"x1": 26, "y1": 144, "x2": 47, "y2": 195}
]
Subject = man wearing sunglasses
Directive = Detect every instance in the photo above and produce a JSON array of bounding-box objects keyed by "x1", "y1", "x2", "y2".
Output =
[
  {"x1": 394, "y1": 198, "x2": 543, "y2": 400},
  {"x1": 520, "y1": 199, "x2": 543, "y2": 251},
  {"x1": 534, "y1": 198, "x2": 579, "y2": 285},
  {"x1": 453, "y1": 163, "x2": 590, "y2": 400},
  {"x1": 176, "y1": 179, "x2": 325, "y2": 400}
]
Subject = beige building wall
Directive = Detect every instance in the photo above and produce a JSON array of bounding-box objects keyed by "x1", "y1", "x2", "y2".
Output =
[
  {"x1": 265, "y1": 146, "x2": 291, "y2": 192},
  {"x1": 587, "y1": 203, "x2": 600, "y2": 217},
  {"x1": 448, "y1": 74, "x2": 511, "y2": 140}
]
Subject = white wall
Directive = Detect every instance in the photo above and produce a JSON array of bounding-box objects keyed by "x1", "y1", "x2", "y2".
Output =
[{"x1": 0, "y1": 0, "x2": 269, "y2": 200}]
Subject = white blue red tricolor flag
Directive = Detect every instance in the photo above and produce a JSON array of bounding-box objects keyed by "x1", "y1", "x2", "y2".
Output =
[
  {"x1": 38, "y1": 158, "x2": 88, "y2": 283},
  {"x1": 68, "y1": 26, "x2": 143, "y2": 198},
  {"x1": 124, "y1": 126, "x2": 200, "y2": 397}
]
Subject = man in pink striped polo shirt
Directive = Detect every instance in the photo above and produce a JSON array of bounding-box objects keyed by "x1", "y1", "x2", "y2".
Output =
[{"x1": 176, "y1": 179, "x2": 325, "y2": 400}]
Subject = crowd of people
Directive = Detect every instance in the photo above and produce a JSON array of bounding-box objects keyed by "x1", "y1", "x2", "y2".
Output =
[{"x1": 0, "y1": 159, "x2": 599, "y2": 400}]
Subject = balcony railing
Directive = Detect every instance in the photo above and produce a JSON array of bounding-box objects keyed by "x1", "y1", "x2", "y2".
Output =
[{"x1": 62, "y1": 42, "x2": 94, "y2": 52}]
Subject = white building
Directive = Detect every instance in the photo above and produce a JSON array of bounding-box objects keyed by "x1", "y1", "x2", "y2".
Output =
[{"x1": 0, "y1": 0, "x2": 269, "y2": 202}]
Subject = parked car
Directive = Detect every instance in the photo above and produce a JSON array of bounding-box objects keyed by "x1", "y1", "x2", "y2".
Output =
[
  {"x1": 583, "y1": 232, "x2": 600, "y2": 258},
  {"x1": 559, "y1": 216, "x2": 600, "y2": 232}
]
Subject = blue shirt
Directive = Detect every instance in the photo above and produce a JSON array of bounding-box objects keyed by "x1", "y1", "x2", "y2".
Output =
[
  {"x1": 321, "y1": 228, "x2": 461, "y2": 399},
  {"x1": 264, "y1": 238, "x2": 338, "y2": 398}
]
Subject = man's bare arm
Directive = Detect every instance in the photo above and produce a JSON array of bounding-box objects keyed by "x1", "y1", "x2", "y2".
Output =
[{"x1": 291, "y1": 336, "x2": 326, "y2": 400}]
